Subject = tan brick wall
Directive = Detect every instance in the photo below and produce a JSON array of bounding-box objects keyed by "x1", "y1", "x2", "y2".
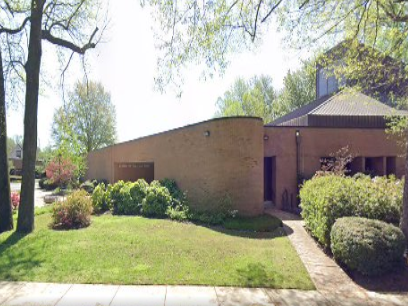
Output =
[
  {"x1": 264, "y1": 127, "x2": 405, "y2": 209},
  {"x1": 87, "y1": 117, "x2": 265, "y2": 215}
]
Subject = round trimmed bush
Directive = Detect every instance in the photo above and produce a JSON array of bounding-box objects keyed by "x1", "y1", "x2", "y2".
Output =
[
  {"x1": 51, "y1": 190, "x2": 93, "y2": 230},
  {"x1": 331, "y1": 217, "x2": 406, "y2": 276}
]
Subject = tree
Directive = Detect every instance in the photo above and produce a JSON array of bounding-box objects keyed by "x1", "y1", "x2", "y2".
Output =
[
  {"x1": 0, "y1": 46, "x2": 12, "y2": 232},
  {"x1": 215, "y1": 75, "x2": 278, "y2": 123},
  {"x1": 0, "y1": 2, "x2": 29, "y2": 233},
  {"x1": 148, "y1": 0, "x2": 408, "y2": 244},
  {"x1": 277, "y1": 60, "x2": 316, "y2": 114},
  {"x1": 52, "y1": 81, "x2": 116, "y2": 155},
  {"x1": 0, "y1": 0, "x2": 107, "y2": 233}
]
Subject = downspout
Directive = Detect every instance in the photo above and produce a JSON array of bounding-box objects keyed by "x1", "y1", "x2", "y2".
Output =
[{"x1": 295, "y1": 130, "x2": 301, "y2": 211}]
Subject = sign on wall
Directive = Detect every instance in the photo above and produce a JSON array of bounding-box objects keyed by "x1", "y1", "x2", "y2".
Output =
[{"x1": 114, "y1": 162, "x2": 154, "y2": 183}]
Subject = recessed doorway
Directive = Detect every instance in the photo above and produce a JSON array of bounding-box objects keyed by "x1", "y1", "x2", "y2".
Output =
[{"x1": 264, "y1": 156, "x2": 276, "y2": 203}]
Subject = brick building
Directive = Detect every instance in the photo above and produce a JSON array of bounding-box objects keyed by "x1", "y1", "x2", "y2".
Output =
[
  {"x1": 87, "y1": 92, "x2": 406, "y2": 215},
  {"x1": 87, "y1": 45, "x2": 407, "y2": 215}
]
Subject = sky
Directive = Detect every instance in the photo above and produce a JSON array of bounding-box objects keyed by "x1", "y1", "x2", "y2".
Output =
[{"x1": 6, "y1": 0, "x2": 308, "y2": 148}]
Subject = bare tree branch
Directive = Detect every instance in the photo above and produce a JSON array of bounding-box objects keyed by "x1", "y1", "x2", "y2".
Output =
[{"x1": 42, "y1": 27, "x2": 99, "y2": 54}]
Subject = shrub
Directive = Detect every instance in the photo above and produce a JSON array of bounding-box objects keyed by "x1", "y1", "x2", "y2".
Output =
[
  {"x1": 354, "y1": 175, "x2": 402, "y2": 224},
  {"x1": 166, "y1": 206, "x2": 189, "y2": 221},
  {"x1": 300, "y1": 175, "x2": 403, "y2": 248},
  {"x1": 39, "y1": 177, "x2": 58, "y2": 191},
  {"x1": 129, "y1": 179, "x2": 149, "y2": 205},
  {"x1": 109, "y1": 179, "x2": 148, "y2": 215},
  {"x1": 92, "y1": 183, "x2": 111, "y2": 213},
  {"x1": 159, "y1": 178, "x2": 185, "y2": 204},
  {"x1": 114, "y1": 182, "x2": 136, "y2": 215},
  {"x1": 108, "y1": 180, "x2": 127, "y2": 213},
  {"x1": 51, "y1": 190, "x2": 93, "y2": 230},
  {"x1": 92, "y1": 178, "x2": 109, "y2": 186},
  {"x1": 45, "y1": 157, "x2": 76, "y2": 188},
  {"x1": 80, "y1": 180, "x2": 95, "y2": 194},
  {"x1": 331, "y1": 217, "x2": 406, "y2": 276},
  {"x1": 188, "y1": 193, "x2": 237, "y2": 225},
  {"x1": 10, "y1": 192, "x2": 20, "y2": 210},
  {"x1": 141, "y1": 181, "x2": 172, "y2": 217}
]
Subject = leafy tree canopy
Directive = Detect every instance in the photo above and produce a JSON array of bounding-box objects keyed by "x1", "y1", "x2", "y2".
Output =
[
  {"x1": 216, "y1": 59, "x2": 316, "y2": 122},
  {"x1": 276, "y1": 59, "x2": 316, "y2": 114},
  {"x1": 52, "y1": 80, "x2": 117, "y2": 155},
  {"x1": 215, "y1": 75, "x2": 278, "y2": 123}
]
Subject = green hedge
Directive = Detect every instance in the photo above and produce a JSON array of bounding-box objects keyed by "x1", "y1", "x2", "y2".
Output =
[
  {"x1": 300, "y1": 175, "x2": 402, "y2": 248},
  {"x1": 113, "y1": 180, "x2": 149, "y2": 215},
  {"x1": 92, "y1": 179, "x2": 184, "y2": 219},
  {"x1": 92, "y1": 183, "x2": 110, "y2": 213},
  {"x1": 90, "y1": 179, "x2": 237, "y2": 225},
  {"x1": 331, "y1": 217, "x2": 406, "y2": 276}
]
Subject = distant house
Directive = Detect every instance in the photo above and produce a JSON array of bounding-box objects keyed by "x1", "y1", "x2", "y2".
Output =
[
  {"x1": 87, "y1": 43, "x2": 407, "y2": 215},
  {"x1": 9, "y1": 144, "x2": 44, "y2": 175},
  {"x1": 9, "y1": 144, "x2": 23, "y2": 173}
]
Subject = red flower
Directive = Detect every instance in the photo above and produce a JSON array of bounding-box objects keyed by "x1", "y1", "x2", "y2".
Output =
[{"x1": 10, "y1": 192, "x2": 20, "y2": 210}]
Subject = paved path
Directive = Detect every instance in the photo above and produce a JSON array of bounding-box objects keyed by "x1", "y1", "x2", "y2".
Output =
[
  {"x1": 10, "y1": 181, "x2": 53, "y2": 207},
  {"x1": 1, "y1": 209, "x2": 407, "y2": 305},
  {"x1": 265, "y1": 208, "x2": 408, "y2": 306}
]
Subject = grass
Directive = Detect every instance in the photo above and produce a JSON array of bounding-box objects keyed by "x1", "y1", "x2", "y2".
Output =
[
  {"x1": 223, "y1": 215, "x2": 283, "y2": 232},
  {"x1": 0, "y1": 213, "x2": 314, "y2": 289}
]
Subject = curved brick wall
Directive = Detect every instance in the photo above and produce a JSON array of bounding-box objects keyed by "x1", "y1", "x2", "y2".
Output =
[{"x1": 87, "y1": 117, "x2": 264, "y2": 216}]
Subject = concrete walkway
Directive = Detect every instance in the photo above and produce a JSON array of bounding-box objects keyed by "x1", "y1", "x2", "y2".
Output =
[{"x1": 1, "y1": 209, "x2": 407, "y2": 306}]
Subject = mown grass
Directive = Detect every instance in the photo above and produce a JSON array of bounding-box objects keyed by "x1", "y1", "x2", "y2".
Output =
[{"x1": 0, "y1": 213, "x2": 314, "y2": 289}]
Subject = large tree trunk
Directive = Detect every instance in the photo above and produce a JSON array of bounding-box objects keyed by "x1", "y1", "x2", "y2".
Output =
[
  {"x1": 17, "y1": 0, "x2": 44, "y2": 233},
  {"x1": 0, "y1": 47, "x2": 13, "y2": 233},
  {"x1": 401, "y1": 132, "x2": 408, "y2": 246}
]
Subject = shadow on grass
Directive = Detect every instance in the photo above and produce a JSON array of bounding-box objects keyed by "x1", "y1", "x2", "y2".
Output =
[
  {"x1": 0, "y1": 231, "x2": 28, "y2": 253},
  {"x1": 0, "y1": 231, "x2": 43, "y2": 281},
  {"x1": 206, "y1": 225, "x2": 287, "y2": 240},
  {"x1": 236, "y1": 263, "x2": 283, "y2": 288}
]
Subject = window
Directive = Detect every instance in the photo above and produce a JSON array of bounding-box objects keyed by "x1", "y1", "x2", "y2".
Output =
[
  {"x1": 364, "y1": 157, "x2": 384, "y2": 176},
  {"x1": 317, "y1": 68, "x2": 340, "y2": 98},
  {"x1": 16, "y1": 150, "x2": 21, "y2": 158}
]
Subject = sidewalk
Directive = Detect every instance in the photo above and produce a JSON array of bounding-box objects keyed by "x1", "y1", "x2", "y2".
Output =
[
  {"x1": 1, "y1": 281, "x2": 408, "y2": 306},
  {"x1": 1, "y1": 209, "x2": 407, "y2": 306}
]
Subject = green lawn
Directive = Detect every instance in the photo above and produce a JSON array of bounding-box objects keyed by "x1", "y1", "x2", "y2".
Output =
[{"x1": 0, "y1": 213, "x2": 314, "y2": 289}]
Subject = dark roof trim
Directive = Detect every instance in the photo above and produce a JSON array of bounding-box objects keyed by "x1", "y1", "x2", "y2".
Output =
[
  {"x1": 267, "y1": 95, "x2": 332, "y2": 126},
  {"x1": 264, "y1": 125, "x2": 388, "y2": 130},
  {"x1": 90, "y1": 116, "x2": 263, "y2": 153}
]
